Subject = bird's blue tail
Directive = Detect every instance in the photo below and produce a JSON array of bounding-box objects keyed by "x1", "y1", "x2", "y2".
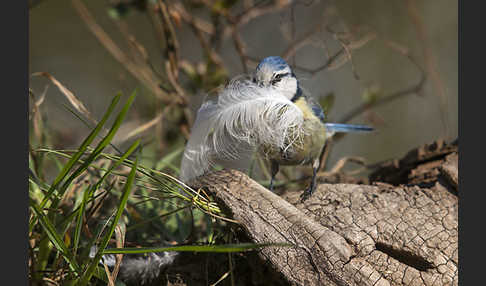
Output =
[{"x1": 325, "y1": 123, "x2": 374, "y2": 133}]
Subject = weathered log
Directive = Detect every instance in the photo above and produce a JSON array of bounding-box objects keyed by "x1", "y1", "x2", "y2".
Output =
[
  {"x1": 369, "y1": 139, "x2": 458, "y2": 189},
  {"x1": 189, "y1": 139, "x2": 458, "y2": 286}
]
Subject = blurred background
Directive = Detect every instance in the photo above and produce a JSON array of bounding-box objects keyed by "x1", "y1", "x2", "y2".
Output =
[{"x1": 29, "y1": 0, "x2": 458, "y2": 178}]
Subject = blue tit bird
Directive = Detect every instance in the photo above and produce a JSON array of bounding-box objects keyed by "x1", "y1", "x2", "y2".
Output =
[
  {"x1": 180, "y1": 56, "x2": 373, "y2": 201},
  {"x1": 253, "y1": 56, "x2": 373, "y2": 200}
]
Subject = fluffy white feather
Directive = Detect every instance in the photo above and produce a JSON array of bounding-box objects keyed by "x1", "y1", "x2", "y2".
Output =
[{"x1": 179, "y1": 76, "x2": 306, "y2": 182}]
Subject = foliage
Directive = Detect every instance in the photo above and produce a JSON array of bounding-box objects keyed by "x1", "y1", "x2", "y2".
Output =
[{"x1": 28, "y1": 91, "x2": 274, "y2": 285}]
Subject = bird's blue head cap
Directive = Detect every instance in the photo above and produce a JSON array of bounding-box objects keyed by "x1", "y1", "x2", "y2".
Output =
[
  {"x1": 254, "y1": 56, "x2": 294, "y2": 82},
  {"x1": 254, "y1": 56, "x2": 299, "y2": 100},
  {"x1": 256, "y1": 56, "x2": 290, "y2": 73}
]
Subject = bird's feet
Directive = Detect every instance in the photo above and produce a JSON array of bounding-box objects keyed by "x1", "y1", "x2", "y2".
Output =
[
  {"x1": 269, "y1": 180, "x2": 275, "y2": 193},
  {"x1": 299, "y1": 183, "x2": 316, "y2": 202}
]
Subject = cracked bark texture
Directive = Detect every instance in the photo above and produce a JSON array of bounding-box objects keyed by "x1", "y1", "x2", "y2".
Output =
[{"x1": 191, "y1": 140, "x2": 458, "y2": 286}]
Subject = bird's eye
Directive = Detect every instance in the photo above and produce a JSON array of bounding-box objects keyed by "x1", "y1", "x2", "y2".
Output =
[
  {"x1": 271, "y1": 79, "x2": 280, "y2": 85},
  {"x1": 271, "y1": 73, "x2": 288, "y2": 85}
]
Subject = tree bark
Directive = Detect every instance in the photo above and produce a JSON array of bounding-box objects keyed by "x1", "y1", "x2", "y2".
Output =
[{"x1": 190, "y1": 139, "x2": 458, "y2": 286}]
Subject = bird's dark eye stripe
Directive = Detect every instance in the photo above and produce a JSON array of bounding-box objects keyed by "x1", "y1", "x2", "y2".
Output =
[{"x1": 274, "y1": 73, "x2": 289, "y2": 79}]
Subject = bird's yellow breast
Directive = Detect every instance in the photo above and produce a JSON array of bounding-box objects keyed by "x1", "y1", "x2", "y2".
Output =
[
  {"x1": 293, "y1": 97, "x2": 322, "y2": 124},
  {"x1": 262, "y1": 97, "x2": 327, "y2": 165}
]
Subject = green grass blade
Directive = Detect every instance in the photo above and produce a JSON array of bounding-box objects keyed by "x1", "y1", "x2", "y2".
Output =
[
  {"x1": 103, "y1": 242, "x2": 293, "y2": 254},
  {"x1": 55, "y1": 91, "x2": 137, "y2": 208},
  {"x1": 61, "y1": 102, "x2": 123, "y2": 155},
  {"x1": 126, "y1": 203, "x2": 191, "y2": 232},
  {"x1": 73, "y1": 185, "x2": 91, "y2": 256},
  {"x1": 155, "y1": 146, "x2": 184, "y2": 172},
  {"x1": 33, "y1": 142, "x2": 139, "y2": 248},
  {"x1": 40, "y1": 93, "x2": 122, "y2": 208},
  {"x1": 29, "y1": 176, "x2": 44, "y2": 205},
  {"x1": 94, "y1": 139, "x2": 140, "y2": 191},
  {"x1": 73, "y1": 139, "x2": 140, "y2": 256},
  {"x1": 77, "y1": 153, "x2": 139, "y2": 285},
  {"x1": 91, "y1": 266, "x2": 109, "y2": 284},
  {"x1": 35, "y1": 236, "x2": 52, "y2": 274},
  {"x1": 36, "y1": 147, "x2": 222, "y2": 215},
  {"x1": 30, "y1": 200, "x2": 81, "y2": 274},
  {"x1": 34, "y1": 198, "x2": 86, "y2": 250}
]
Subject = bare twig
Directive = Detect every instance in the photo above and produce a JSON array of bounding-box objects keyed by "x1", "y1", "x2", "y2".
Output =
[
  {"x1": 197, "y1": 0, "x2": 290, "y2": 39},
  {"x1": 29, "y1": 85, "x2": 49, "y2": 143},
  {"x1": 329, "y1": 156, "x2": 366, "y2": 174},
  {"x1": 169, "y1": 2, "x2": 215, "y2": 35},
  {"x1": 184, "y1": 13, "x2": 225, "y2": 69},
  {"x1": 337, "y1": 39, "x2": 426, "y2": 124},
  {"x1": 111, "y1": 223, "x2": 126, "y2": 283},
  {"x1": 332, "y1": 31, "x2": 359, "y2": 80},
  {"x1": 317, "y1": 37, "x2": 426, "y2": 171},
  {"x1": 41, "y1": 278, "x2": 60, "y2": 286},
  {"x1": 31, "y1": 72, "x2": 97, "y2": 125},
  {"x1": 157, "y1": 0, "x2": 181, "y2": 79},
  {"x1": 234, "y1": 0, "x2": 290, "y2": 29},
  {"x1": 282, "y1": 15, "x2": 326, "y2": 61},
  {"x1": 103, "y1": 262, "x2": 115, "y2": 286},
  {"x1": 173, "y1": 2, "x2": 226, "y2": 75},
  {"x1": 340, "y1": 75, "x2": 426, "y2": 124},
  {"x1": 116, "y1": 113, "x2": 164, "y2": 144},
  {"x1": 318, "y1": 137, "x2": 333, "y2": 172},
  {"x1": 115, "y1": 18, "x2": 171, "y2": 89},
  {"x1": 293, "y1": 31, "x2": 377, "y2": 76},
  {"x1": 317, "y1": 155, "x2": 367, "y2": 178},
  {"x1": 34, "y1": 86, "x2": 48, "y2": 108},
  {"x1": 405, "y1": 0, "x2": 450, "y2": 137},
  {"x1": 71, "y1": 0, "x2": 171, "y2": 102},
  {"x1": 165, "y1": 61, "x2": 188, "y2": 103},
  {"x1": 231, "y1": 27, "x2": 249, "y2": 73}
]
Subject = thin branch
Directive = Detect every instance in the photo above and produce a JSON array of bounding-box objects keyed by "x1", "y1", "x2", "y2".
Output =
[
  {"x1": 235, "y1": 0, "x2": 269, "y2": 18},
  {"x1": 31, "y1": 72, "x2": 97, "y2": 125},
  {"x1": 71, "y1": 0, "x2": 171, "y2": 102},
  {"x1": 169, "y1": 2, "x2": 215, "y2": 35},
  {"x1": 114, "y1": 19, "x2": 173, "y2": 93},
  {"x1": 331, "y1": 28, "x2": 360, "y2": 80},
  {"x1": 318, "y1": 156, "x2": 367, "y2": 177},
  {"x1": 198, "y1": 0, "x2": 290, "y2": 38},
  {"x1": 115, "y1": 113, "x2": 164, "y2": 144},
  {"x1": 157, "y1": 0, "x2": 181, "y2": 79},
  {"x1": 165, "y1": 61, "x2": 188, "y2": 103},
  {"x1": 234, "y1": 1, "x2": 290, "y2": 28},
  {"x1": 293, "y1": 48, "x2": 345, "y2": 75},
  {"x1": 179, "y1": 4, "x2": 226, "y2": 74},
  {"x1": 281, "y1": 15, "x2": 326, "y2": 61},
  {"x1": 318, "y1": 138, "x2": 333, "y2": 172},
  {"x1": 405, "y1": 0, "x2": 450, "y2": 137},
  {"x1": 319, "y1": 38, "x2": 426, "y2": 171},
  {"x1": 292, "y1": 31, "x2": 377, "y2": 76},
  {"x1": 231, "y1": 27, "x2": 249, "y2": 73},
  {"x1": 337, "y1": 39, "x2": 426, "y2": 124},
  {"x1": 339, "y1": 74, "x2": 426, "y2": 124}
]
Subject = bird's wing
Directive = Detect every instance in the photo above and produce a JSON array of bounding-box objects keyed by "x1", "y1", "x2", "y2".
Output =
[
  {"x1": 304, "y1": 93, "x2": 374, "y2": 137},
  {"x1": 305, "y1": 95, "x2": 326, "y2": 123},
  {"x1": 180, "y1": 77, "x2": 305, "y2": 182}
]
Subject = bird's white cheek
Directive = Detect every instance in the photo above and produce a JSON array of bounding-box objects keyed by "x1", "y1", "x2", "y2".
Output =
[{"x1": 278, "y1": 79, "x2": 298, "y2": 99}]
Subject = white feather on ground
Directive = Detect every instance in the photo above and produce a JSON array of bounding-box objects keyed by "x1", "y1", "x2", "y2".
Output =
[{"x1": 180, "y1": 76, "x2": 306, "y2": 182}]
